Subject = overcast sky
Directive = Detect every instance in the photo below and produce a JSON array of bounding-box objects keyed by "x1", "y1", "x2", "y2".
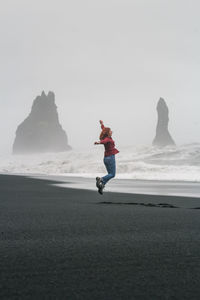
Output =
[{"x1": 1, "y1": 0, "x2": 200, "y2": 153}]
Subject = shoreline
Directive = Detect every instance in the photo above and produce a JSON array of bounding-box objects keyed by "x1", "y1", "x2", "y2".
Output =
[
  {"x1": 2, "y1": 172, "x2": 200, "y2": 199},
  {"x1": 2, "y1": 170, "x2": 200, "y2": 183}
]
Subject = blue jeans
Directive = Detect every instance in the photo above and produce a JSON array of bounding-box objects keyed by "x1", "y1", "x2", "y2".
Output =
[{"x1": 102, "y1": 155, "x2": 116, "y2": 185}]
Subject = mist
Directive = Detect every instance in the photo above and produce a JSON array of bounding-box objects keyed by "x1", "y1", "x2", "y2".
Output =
[{"x1": 1, "y1": 0, "x2": 200, "y2": 154}]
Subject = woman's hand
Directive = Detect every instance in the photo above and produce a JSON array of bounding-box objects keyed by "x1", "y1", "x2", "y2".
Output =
[
  {"x1": 94, "y1": 141, "x2": 100, "y2": 145},
  {"x1": 99, "y1": 120, "x2": 103, "y2": 125}
]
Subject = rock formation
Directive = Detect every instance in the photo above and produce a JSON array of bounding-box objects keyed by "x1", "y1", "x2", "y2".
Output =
[
  {"x1": 13, "y1": 91, "x2": 71, "y2": 154},
  {"x1": 153, "y1": 98, "x2": 175, "y2": 147}
]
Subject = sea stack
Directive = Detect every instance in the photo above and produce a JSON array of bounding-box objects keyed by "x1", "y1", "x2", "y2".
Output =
[
  {"x1": 13, "y1": 91, "x2": 71, "y2": 154},
  {"x1": 153, "y1": 98, "x2": 175, "y2": 147}
]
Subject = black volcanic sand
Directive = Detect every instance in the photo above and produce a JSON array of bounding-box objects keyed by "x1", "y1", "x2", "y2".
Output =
[{"x1": 0, "y1": 175, "x2": 200, "y2": 300}]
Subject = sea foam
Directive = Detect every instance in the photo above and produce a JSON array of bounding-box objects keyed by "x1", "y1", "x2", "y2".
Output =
[{"x1": 1, "y1": 143, "x2": 200, "y2": 182}]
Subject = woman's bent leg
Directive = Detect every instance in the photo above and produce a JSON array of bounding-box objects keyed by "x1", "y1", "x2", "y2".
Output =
[{"x1": 102, "y1": 155, "x2": 116, "y2": 185}]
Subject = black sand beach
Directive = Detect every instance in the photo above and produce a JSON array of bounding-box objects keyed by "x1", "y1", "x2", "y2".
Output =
[{"x1": 0, "y1": 174, "x2": 200, "y2": 299}]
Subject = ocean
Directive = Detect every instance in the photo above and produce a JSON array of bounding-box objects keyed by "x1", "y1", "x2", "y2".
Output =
[{"x1": 1, "y1": 143, "x2": 200, "y2": 182}]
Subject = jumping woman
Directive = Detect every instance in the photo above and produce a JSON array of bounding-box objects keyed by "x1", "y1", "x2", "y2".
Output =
[{"x1": 94, "y1": 120, "x2": 119, "y2": 195}]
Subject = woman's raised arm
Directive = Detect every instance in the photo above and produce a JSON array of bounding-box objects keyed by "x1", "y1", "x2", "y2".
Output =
[{"x1": 99, "y1": 120, "x2": 104, "y2": 130}]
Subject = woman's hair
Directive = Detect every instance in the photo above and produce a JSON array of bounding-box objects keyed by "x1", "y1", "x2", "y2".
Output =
[{"x1": 100, "y1": 127, "x2": 111, "y2": 140}]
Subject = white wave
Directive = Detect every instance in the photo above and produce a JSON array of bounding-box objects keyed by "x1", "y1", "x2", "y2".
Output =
[{"x1": 1, "y1": 144, "x2": 200, "y2": 182}]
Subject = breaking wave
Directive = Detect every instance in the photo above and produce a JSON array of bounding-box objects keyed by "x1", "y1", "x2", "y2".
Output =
[{"x1": 1, "y1": 143, "x2": 200, "y2": 182}]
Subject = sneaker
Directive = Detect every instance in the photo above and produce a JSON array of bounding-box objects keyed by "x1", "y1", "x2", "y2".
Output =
[
  {"x1": 98, "y1": 181, "x2": 105, "y2": 195},
  {"x1": 96, "y1": 177, "x2": 101, "y2": 188}
]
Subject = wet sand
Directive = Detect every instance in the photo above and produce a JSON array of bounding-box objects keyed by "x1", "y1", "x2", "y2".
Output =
[{"x1": 0, "y1": 174, "x2": 200, "y2": 299}]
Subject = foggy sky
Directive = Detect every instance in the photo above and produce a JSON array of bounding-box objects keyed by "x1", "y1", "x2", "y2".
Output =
[{"x1": 1, "y1": 0, "x2": 200, "y2": 154}]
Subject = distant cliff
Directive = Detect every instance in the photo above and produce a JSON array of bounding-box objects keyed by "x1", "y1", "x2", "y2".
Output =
[
  {"x1": 153, "y1": 98, "x2": 175, "y2": 147},
  {"x1": 13, "y1": 91, "x2": 71, "y2": 154}
]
